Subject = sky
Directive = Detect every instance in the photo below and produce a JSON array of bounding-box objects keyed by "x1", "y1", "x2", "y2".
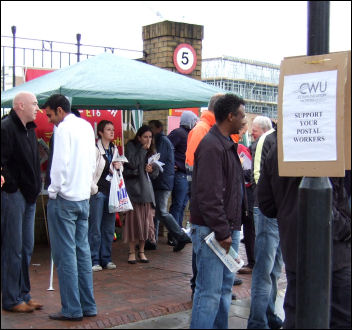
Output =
[{"x1": 1, "y1": 1, "x2": 351, "y2": 65}]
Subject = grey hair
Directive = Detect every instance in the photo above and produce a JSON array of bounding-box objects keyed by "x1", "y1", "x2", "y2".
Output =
[
  {"x1": 252, "y1": 115, "x2": 272, "y2": 132},
  {"x1": 207, "y1": 93, "x2": 225, "y2": 112}
]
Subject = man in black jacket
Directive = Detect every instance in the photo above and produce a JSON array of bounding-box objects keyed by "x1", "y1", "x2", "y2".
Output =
[
  {"x1": 258, "y1": 135, "x2": 351, "y2": 329},
  {"x1": 1, "y1": 92, "x2": 42, "y2": 313},
  {"x1": 148, "y1": 120, "x2": 191, "y2": 252},
  {"x1": 189, "y1": 93, "x2": 246, "y2": 329}
]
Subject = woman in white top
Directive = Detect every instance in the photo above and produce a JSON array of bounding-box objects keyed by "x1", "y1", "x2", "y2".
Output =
[{"x1": 89, "y1": 120, "x2": 122, "y2": 271}]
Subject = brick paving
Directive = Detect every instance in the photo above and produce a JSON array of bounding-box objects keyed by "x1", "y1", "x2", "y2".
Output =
[{"x1": 1, "y1": 235, "x2": 286, "y2": 329}]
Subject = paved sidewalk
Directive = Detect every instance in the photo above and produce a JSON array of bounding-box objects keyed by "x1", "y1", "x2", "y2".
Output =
[
  {"x1": 1, "y1": 234, "x2": 287, "y2": 329},
  {"x1": 110, "y1": 291, "x2": 286, "y2": 329}
]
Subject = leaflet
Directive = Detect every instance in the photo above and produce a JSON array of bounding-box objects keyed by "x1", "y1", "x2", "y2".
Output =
[
  {"x1": 147, "y1": 153, "x2": 165, "y2": 172},
  {"x1": 204, "y1": 232, "x2": 244, "y2": 273}
]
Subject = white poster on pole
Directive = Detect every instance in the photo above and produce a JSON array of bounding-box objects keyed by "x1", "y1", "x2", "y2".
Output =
[{"x1": 282, "y1": 70, "x2": 338, "y2": 162}]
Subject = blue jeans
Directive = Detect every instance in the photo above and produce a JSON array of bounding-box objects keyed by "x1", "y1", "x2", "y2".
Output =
[
  {"x1": 88, "y1": 192, "x2": 115, "y2": 267},
  {"x1": 1, "y1": 190, "x2": 36, "y2": 310},
  {"x1": 190, "y1": 229, "x2": 240, "y2": 293},
  {"x1": 247, "y1": 207, "x2": 283, "y2": 329},
  {"x1": 154, "y1": 190, "x2": 187, "y2": 242},
  {"x1": 47, "y1": 195, "x2": 97, "y2": 318},
  {"x1": 169, "y1": 172, "x2": 189, "y2": 228},
  {"x1": 190, "y1": 225, "x2": 237, "y2": 329}
]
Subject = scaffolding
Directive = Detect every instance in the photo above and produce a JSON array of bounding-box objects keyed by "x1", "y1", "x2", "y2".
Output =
[{"x1": 201, "y1": 56, "x2": 280, "y2": 119}]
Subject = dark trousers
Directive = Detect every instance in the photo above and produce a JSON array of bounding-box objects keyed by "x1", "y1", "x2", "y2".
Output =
[
  {"x1": 190, "y1": 249, "x2": 197, "y2": 294},
  {"x1": 243, "y1": 186, "x2": 255, "y2": 267},
  {"x1": 242, "y1": 208, "x2": 255, "y2": 267},
  {"x1": 284, "y1": 267, "x2": 351, "y2": 329}
]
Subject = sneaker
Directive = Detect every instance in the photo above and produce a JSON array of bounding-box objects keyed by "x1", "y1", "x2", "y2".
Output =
[
  {"x1": 92, "y1": 265, "x2": 102, "y2": 272},
  {"x1": 105, "y1": 262, "x2": 116, "y2": 270}
]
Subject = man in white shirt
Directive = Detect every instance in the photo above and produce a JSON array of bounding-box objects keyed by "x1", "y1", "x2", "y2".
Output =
[{"x1": 43, "y1": 94, "x2": 97, "y2": 321}]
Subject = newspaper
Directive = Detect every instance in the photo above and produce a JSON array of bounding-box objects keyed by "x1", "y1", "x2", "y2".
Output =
[
  {"x1": 204, "y1": 232, "x2": 244, "y2": 273},
  {"x1": 147, "y1": 153, "x2": 165, "y2": 172},
  {"x1": 238, "y1": 151, "x2": 252, "y2": 170}
]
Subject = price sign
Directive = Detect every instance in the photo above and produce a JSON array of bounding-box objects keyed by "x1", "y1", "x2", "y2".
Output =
[{"x1": 173, "y1": 43, "x2": 197, "y2": 74}]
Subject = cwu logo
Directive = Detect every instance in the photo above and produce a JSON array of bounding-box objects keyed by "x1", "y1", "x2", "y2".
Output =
[{"x1": 299, "y1": 81, "x2": 327, "y2": 94}]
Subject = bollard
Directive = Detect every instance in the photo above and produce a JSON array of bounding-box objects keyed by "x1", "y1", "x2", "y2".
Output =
[{"x1": 296, "y1": 177, "x2": 332, "y2": 328}]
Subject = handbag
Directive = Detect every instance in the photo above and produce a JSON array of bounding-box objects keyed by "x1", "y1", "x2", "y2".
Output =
[
  {"x1": 123, "y1": 164, "x2": 139, "y2": 179},
  {"x1": 108, "y1": 169, "x2": 133, "y2": 213}
]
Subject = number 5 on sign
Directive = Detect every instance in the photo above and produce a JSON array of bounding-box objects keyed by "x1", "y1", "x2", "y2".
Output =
[{"x1": 173, "y1": 43, "x2": 197, "y2": 74}]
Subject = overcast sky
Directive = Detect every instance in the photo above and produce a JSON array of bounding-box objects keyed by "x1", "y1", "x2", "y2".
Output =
[{"x1": 1, "y1": 1, "x2": 351, "y2": 65}]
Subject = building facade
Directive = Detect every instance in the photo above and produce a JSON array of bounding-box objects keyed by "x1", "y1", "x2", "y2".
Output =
[{"x1": 202, "y1": 56, "x2": 280, "y2": 119}]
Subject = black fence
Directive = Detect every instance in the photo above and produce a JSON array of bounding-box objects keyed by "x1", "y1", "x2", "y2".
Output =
[{"x1": 1, "y1": 26, "x2": 144, "y2": 91}]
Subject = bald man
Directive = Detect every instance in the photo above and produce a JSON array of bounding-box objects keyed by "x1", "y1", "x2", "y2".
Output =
[{"x1": 1, "y1": 92, "x2": 43, "y2": 313}]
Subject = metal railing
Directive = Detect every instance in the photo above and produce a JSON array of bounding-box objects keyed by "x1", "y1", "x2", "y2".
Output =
[{"x1": 1, "y1": 26, "x2": 144, "y2": 91}]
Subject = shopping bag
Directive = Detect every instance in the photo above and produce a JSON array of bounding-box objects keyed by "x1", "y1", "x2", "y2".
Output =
[{"x1": 108, "y1": 169, "x2": 133, "y2": 213}]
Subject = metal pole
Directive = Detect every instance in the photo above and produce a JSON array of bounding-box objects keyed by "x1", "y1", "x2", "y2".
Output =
[
  {"x1": 307, "y1": 1, "x2": 330, "y2": 56},
  {"x1": 76, "y1": 33, "x2": 81, "y2": 62},
  {"x1": 296, "y1": 2, "x2": 332, "y2": 329},
  {"x1": 47, "y1": 258, "x2": 55, "y2": 291},
  {"x1": 11, "y1": 25, "x2": 16, "y2": 87}
]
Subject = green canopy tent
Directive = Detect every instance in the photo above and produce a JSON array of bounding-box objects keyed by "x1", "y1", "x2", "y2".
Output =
[{"x1": 1, "y1": 53, "x2": 223, "y2": 110}]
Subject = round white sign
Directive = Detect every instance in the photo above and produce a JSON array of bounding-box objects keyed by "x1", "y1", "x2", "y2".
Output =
[{"x1": 173, "y1": 43, "x2": 197, "y2": 74}]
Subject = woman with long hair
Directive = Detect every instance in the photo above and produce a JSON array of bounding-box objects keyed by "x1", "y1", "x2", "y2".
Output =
[
  {"x1": 123, "y1": 125, "x2": 159, "y2": 264},
  {"x1": 89, "y1": 120, "x2": 122, "y2": 271}
]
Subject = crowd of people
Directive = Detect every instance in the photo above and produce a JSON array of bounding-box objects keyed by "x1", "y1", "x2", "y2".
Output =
[{"x1": 1, "y1": 91, "x2": 350, "y2": 329}]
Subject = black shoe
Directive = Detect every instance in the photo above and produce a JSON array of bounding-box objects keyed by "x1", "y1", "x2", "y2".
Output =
[
  {"x1": 138, "y1": 252, "x2": 150, "y2": 263},
  {"x1": 268, "y1": 314, "x2": 283, "y2": 329},
  {"x1": 128, "y1": 252, "x2": 137, "y2": 264},
  {"x1": 232, "y1": 294, "x2": 237, "y2": 300},
  {"x1": 233, "y1": 278, "x2": 243, "y2": 286},
  {"x1": 49, "y1": 312, "x2": 83, "y2": 321},
  {"x1": 144, "y1": 241, "x2": 157, "y2": 250},
  {"x1": 173, "y1": 234, "x2": 191, "y2": 252},
  {"x1": 83, "y1": 313, "x2": 97, "y2": 317},
  {"x1": 167, "y1": 233, "x2": 177, "y2": 246},
  {"x1": 173, "y1": 240, "x2": 186, "y2": 252},
  {"x1": 167, "y1": 239, "x2": 176, "y2": 247}
]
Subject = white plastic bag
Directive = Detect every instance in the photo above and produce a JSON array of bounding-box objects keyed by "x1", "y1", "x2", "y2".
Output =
[{"x1": 108, "y1": 169, "x2": 133, "y2": 213}]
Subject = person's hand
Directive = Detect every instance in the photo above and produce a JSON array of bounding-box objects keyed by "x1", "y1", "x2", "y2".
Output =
[
  {"x1": 142, "y1": 141, "x2": 151, "y2": 150},
  {"x1": 218, "y1": 236, "x2": 232, "y2": 254},
  {"x1": 145, "y1": 164, "x2": 153, "y2": 173},
  {"x1": 1, "y1": 175, "x2": 5, "y2": 188},
  {"x1": 113, "y1": 161, "x2": 122, "y2": 170}
]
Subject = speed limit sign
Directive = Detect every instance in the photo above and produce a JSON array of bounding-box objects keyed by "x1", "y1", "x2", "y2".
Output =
[{"x1": 173, "y1": 43, "x2": 197, "y2": 74}]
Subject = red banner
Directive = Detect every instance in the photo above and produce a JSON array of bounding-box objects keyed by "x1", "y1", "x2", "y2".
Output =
[
  {"x1": 34, "y1": 109, "x2": 123, "y2": 155},
  {"x1": 25, "y1": 68, "x2": 56, "y2": 82},
  {"x1": 168, "y1": 107, "x2": 199, "y2": 117},
  {"x1": 25, "y1": 68, "x2": 124, "y2": 178}
]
